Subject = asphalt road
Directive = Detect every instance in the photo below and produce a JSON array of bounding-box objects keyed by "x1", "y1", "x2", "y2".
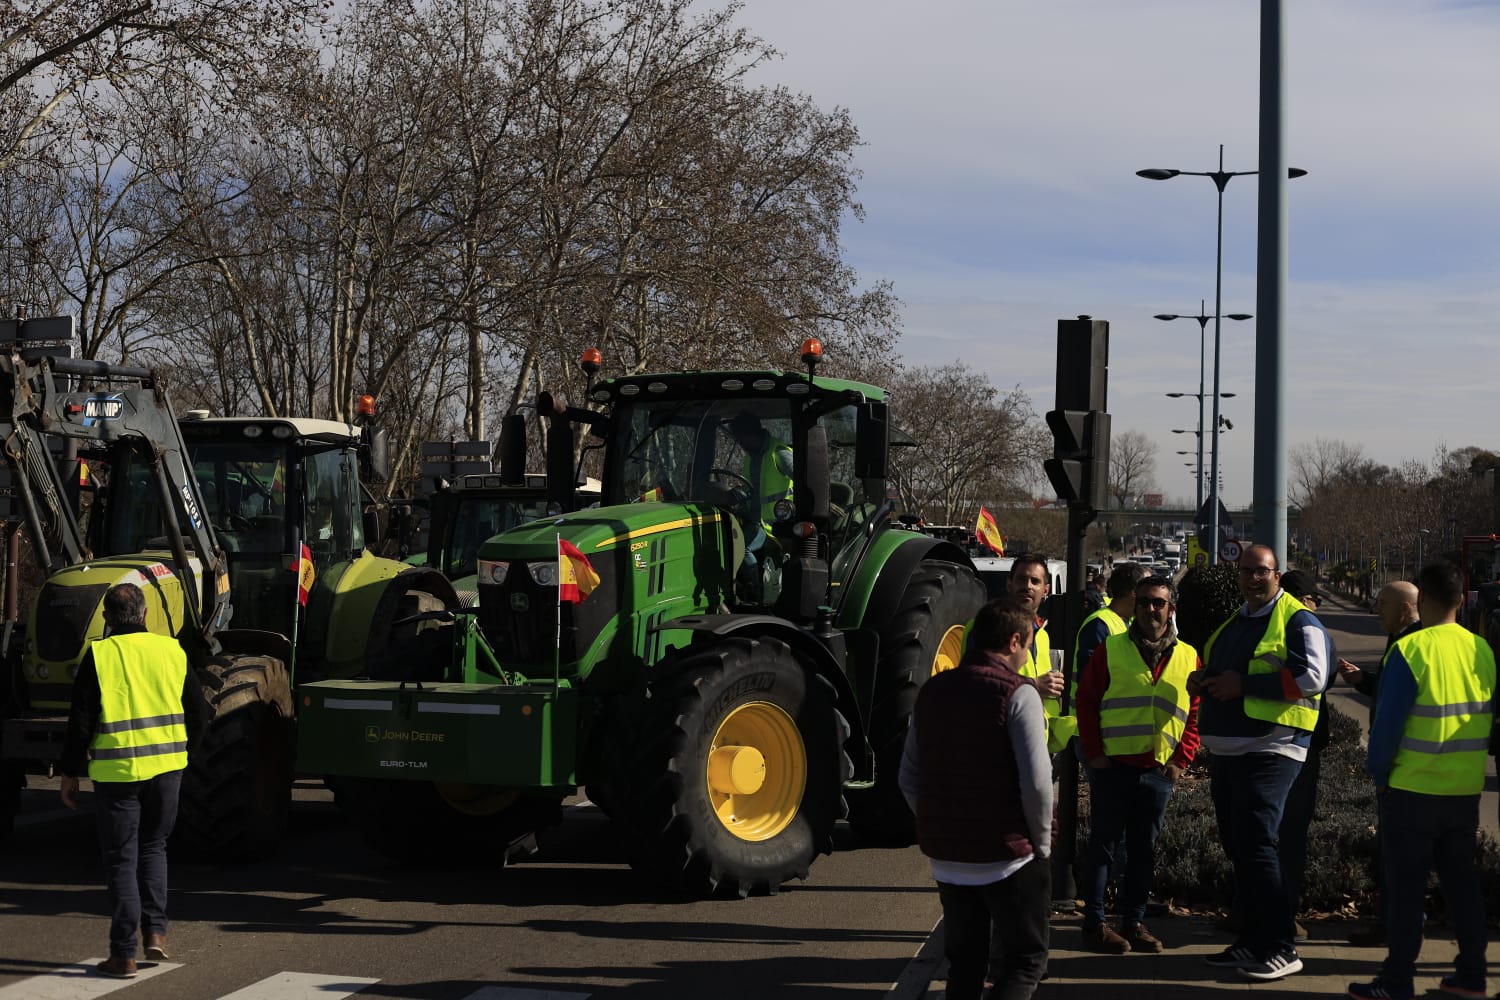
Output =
[
  {"x1": 0, "y1": 783, "x2": 940, "y2": 999},
  {"x1": 3, "y1": 593, "x2": 1489, "y2": 1000}
]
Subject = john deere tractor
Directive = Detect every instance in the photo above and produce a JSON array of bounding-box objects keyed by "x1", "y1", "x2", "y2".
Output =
[
  {"x1": 0, "y1": 352, "x2": 455, "y2": 856},
  {"x1": 298, "y1": 343, "x2": 984, "y2": 894}
]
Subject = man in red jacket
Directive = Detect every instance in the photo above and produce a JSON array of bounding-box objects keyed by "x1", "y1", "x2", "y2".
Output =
[
  {"x1": 900, "y1": 597, "x2": 1053, "y2": 1000},
  {"x1": 1076, "y1": 574, "x2": 1201, "y2": 954}
]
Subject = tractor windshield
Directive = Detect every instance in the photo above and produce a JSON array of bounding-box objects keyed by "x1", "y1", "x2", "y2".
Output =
[{"x1": 612, "y1": 399, "x2": 795, "y2": 507}]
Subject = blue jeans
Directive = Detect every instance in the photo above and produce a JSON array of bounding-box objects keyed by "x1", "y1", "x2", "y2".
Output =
[
  {"x1": 1379, "y1": 789, "x2": 1486, "y2": 991},
  {"x1": 1081, "y1": 764, "x2": 1174, "y2": 928},
  {"x1": 93, "y1": 770, "x2": 182, "y2": 959},
  {"x1": 1209, "y1": 751, "x2": 1301, "y2": 957},
  {"x1": 1278, "y1": 742, "x2": 1320, "y2": 916},
  {"x1": 938, "y1": 857, "x2": 1050, "y2": 1000}
]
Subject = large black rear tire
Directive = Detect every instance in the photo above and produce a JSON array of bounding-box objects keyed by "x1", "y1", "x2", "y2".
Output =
[
  {"x1": 335, "y1": 778, "x2": 563, "y2": 863},
  {"x1": 846, "y1": 559, "x2": 986, "y2": 843},
  {"x1": 174, "y1": 653, "x2": 294, "y2": 861},
  {"x1": 622, "y1": 636, "x2": 851, "y2": 897}
]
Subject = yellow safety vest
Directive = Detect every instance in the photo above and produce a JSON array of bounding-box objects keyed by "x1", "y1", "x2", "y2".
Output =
[
  {"x1": 1098, "y1": 633, "x2": 1197, "y2": 764},
  {"x1": 1014, "y1": 622, "x2": 1074, "y2": 752},
  {"x1": 1204, "y1": 592, "x2": 1320, "y2": 732},
  {"x1": 1074, "y1": 606, "x2": 1128, "y2": 675},
  {"x1": 1388, "y1": 622, "x2": 1496, "y2": 796},
  {"x1": 88, "y1": 633, "x2": 191, "y2": 783}
]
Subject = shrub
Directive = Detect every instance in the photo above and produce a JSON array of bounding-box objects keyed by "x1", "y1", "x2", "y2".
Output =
[{"x1": 1174, "y1": 563, "x2": 1240, "y2": 651}]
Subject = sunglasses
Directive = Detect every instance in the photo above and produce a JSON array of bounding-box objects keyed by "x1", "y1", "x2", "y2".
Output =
[{"x1": 1135, "y1": 597, "x2": 1170, "y2": 610}]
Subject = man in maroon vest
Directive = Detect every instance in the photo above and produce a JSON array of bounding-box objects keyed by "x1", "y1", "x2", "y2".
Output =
[{"x1": 900, "y1": 596, "x2": 1054, "y2": 1000}]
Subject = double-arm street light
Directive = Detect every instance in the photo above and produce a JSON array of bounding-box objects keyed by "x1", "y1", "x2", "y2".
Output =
[
  {"x1": 1163, "y1": 361, "x2": 1242, "y2": 515},
  {"x1": 1138, "y1": 146, "x2": 1305, "y2": 562}
]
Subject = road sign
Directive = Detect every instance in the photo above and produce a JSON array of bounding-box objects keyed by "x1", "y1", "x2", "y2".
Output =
[{"x1": 1220, "y1": 538, "x2": 1243, "y2": 562}]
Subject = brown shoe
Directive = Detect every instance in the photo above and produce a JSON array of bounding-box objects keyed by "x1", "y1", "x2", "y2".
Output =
[
  {"x1": 1082, "y1": 924, "x2": 1131, "y2": 954},
  {"x1": 1123, "y1": 923, "x2": 1165, "y2": 953},
  {"x1": 96, "y1": 956, "x2": 138, "y2": 978},
  {"x1": 143, "y1": 933, "x2": 169, "y2": 960}
]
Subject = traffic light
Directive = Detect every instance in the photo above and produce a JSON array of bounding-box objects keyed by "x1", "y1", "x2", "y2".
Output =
[{"x1": 1044, "y1": 409, "x2": 1110, "y2": 510}]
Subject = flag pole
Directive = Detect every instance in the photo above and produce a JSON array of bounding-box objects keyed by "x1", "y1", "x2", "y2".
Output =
[{"x1": 555, "y1": 533, "x2": 562, "y2": 692}]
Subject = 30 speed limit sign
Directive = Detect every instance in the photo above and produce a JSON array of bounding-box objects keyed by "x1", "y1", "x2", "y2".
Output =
[{"x1": 1220, "y1": 538, "x2": 1243, "y2": 562}]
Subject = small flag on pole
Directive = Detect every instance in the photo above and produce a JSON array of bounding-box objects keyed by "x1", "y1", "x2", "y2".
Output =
[
  {"x1": 292, "y1": 542, "x2": 315, "y2": 605},
  {"x1": 975, "y1": 507, "x2": 1005, "y2": 556},
  {"x1": 558, "y1": 538, "x2": 600, "y2": 604}
]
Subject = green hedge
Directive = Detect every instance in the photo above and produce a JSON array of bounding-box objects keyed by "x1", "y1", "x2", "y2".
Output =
[{"x1": 1075, "y1": 702, "x2": 1500, "y2": 917}]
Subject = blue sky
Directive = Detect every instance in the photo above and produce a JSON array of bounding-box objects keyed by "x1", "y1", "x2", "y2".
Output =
[{"x1": 734, "y1": 0, "x2": 1500, "y2": 505}]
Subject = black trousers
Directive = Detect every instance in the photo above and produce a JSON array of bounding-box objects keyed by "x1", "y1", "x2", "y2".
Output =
[
  {"x1": 94, "y1": 770, "x2": 182, "y2": 959},
  {"x1": 939, "y1": 857, "x2": 1050, "y2": 1000}
]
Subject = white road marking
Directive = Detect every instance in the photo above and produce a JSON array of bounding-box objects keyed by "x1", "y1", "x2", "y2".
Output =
[
  {"x1": 884, "y1": 918, "x2": 946, "y2": 1000},
  {"x1": 0, "y1": 958, "x2": 182, "y2": 998},
  {"x1": 215, "y1": 972, "x2": 380, "y2": 999}
]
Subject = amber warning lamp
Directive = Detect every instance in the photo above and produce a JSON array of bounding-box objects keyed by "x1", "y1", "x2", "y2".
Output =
[
  {"x1": 357, "y1": 394, "x2": 376, "y2": 417},
  {"x1": 800, "y1": 338, "x2": 823, "y2": 379},
  {"x1": 580, "y1": 347, "x2": 603, "y2": 395}
]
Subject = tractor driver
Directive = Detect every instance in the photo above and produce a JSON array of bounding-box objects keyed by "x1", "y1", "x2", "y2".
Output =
[{"x1": 726, "y1": 411, "x2": 794, "y2": 600}]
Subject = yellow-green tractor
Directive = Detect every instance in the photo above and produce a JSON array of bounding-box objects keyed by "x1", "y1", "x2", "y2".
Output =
[
  {"x1": 0, "y1": 353, "x2": 455, "y2": 855},
  {"x1": 298, "y1": 343, "x2": 985, "y2": 894}
]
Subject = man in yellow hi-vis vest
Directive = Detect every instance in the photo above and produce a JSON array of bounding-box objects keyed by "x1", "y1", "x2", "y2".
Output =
[
  {"x1": 1191, "y1": 543, "x2": 1330, "y2": 983},
  {"x1": 728, "y1": 411, "x2": 793, "y2": 600},
  {"x1": 1076, "y1": 574, "x2": 1200, "y2": 955},
  {"x1": 1347, "y1": 561, "x2": 1496, "y2": 1000},
  {"x1": 1005, "y1": 554, "x2": 1070, "y2": 754},
  {"x1": 59, "y1": 583, "x2": 206, "y2": 979}
]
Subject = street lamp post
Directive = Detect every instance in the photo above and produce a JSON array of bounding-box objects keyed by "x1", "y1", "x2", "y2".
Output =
[
  {"x1": 1158, "y1": 306, "x2": 1250, "y2": 523},
  {"x1": 1138, "y1": 148, "x2": 1305, "y2": 563},
  {"x1": 1418, "y1": 527, "x2": 1431, "y2": 570},
  {"x1": 1166, "y1": 388, "x2": 1239, "y2": 516}
]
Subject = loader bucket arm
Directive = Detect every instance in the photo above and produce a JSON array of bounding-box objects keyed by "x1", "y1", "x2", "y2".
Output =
[{"x1": 0, "y1": 353, "x2": 231, "y2": 642}]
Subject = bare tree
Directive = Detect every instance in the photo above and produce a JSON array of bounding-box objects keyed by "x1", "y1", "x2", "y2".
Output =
[{"x1": 1108, "y1": 429, "x2": 1157, "y2": 508}]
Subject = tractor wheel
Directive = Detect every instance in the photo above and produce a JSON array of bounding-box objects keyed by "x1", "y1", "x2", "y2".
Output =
[
  {"x1": 335, "y1": 778, "x2": 563, "y2": 863},
  {"x1": 846, "y1": 559, "x2": 986, "y2": 843},
  {"x1": 174, "y1": 653, "x2": 295, "y2": 861},
  {"x1": 366, "y1": 578, "x2": 454, "y2": 682},
  {"x1": 0, "y1": 762, "x2": 21, "y2": 844},
  {"x1": 623, "y1": 636, "x2": 851, "y2": 897}
]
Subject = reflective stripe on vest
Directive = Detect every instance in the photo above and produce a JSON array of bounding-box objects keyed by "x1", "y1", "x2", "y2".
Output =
[
  {"x1": 1389, "y1": 622, "x2": 1496, "y2": 796},
  {"x1": 88, "y1": 632, "x2": 190, "y2": 783},
  {"x1": 1098, "y1": 633, "x2": 1197, "y2": 764},
  {"x1": 1204, "y1": 592, "x2": 1320, "y2": 732}
]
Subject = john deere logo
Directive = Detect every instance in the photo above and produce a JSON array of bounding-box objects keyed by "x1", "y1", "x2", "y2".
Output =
[
  {"x1": 510, "y1": 593, "x2": 529, "y2": 611},
  {"x1": 365, "y1": 725, "x2": 380, "y2": 743}
]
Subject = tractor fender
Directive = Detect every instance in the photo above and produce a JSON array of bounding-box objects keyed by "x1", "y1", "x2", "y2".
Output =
[
  {"x1": 836, "y1": 532, "x2": 973, "y2": 635},
  {"x1": 654, "y1": 613, "x2": 865, "y2": 764},
  {"x1": 316, "y1": 556, "x2": 459, "y2": 679}
]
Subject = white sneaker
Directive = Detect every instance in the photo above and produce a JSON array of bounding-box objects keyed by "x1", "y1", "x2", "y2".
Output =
[{"x1": 1239, "y1": 950, "x2": 1303, "y2": 981}]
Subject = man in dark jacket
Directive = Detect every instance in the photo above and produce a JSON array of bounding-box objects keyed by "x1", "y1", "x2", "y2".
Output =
[
  {"x1": 900, "y1": 596, "x2": 1053, "y2": 1000},
  {"x1": 59, "y1": 583, "x2": 207, "y2": 979}
]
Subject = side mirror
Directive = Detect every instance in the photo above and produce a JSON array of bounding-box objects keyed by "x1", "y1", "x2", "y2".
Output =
[
  {"x1": 363, "y1": 508, "x2": 383, "y2": 546},
  {"x1": 366, "y1": 428, "x2": 391, "y2": 483},
  {"x1": 854, "y1": 402, "x2": 889, "y2": 480}
]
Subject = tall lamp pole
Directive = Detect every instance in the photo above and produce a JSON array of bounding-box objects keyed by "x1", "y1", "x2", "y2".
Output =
[{"x1": 1138, "y1": 149, "x2": 1304, "y2": 561}]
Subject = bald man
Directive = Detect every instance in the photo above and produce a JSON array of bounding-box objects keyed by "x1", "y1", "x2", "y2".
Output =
[
  {"x1": 1336, "y1": 579, "x2": 1421, "y2": 950},
  {"x1": 1338, "y1": 581, "x2": 1422, "y2": 718}
]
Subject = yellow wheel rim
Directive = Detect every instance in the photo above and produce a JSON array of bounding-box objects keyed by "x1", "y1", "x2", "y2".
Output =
[
  {"x1": 704, "y1": 701, "x2": 805, "y2": 842},
  {"x1": 932, "y1": 623, "x2": 966, "y2": 675},
  {"x1": 434, "y1": 783, "x2": 520, "y2": 817}
]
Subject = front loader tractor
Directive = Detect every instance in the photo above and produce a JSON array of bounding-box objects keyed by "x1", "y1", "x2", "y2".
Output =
[
  {"x1": 0, "y1": 352, "x2": 456, "y2": 855},
  {"x1": 298, "y1": 342, "x2": 985, "y2": 895}
]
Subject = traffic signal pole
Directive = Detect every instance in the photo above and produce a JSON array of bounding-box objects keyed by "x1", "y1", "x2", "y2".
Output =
[{"x1": 1043, "y1": 316, "x2": 1109, "y2": 904}]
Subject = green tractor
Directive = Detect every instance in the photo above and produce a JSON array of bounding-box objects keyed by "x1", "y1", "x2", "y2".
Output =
[
  {"x1": 0, "y1": 355, "x2": 456, "y2": 856},
  {"x1": 298, "y1": 343, "x2": 984, "y2": 894}
]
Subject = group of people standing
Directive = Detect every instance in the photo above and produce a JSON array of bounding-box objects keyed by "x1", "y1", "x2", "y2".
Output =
[{"x1": 901, "y1": 546, "x2": 1498, "y2": 1000}]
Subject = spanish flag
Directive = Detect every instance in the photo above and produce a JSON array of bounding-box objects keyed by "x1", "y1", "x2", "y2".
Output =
[
  {"x1": 292, "y1": 542, "x2": 315, "y2": 605},
  {"x1": 558, "y1": 538, "x2": 600, "y2": 604},
  {"x1": 975, "y1": 507, "x2": 1005, "y2": 556}
]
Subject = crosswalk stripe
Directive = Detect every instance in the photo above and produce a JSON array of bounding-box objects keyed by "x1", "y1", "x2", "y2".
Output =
[
  {"x1": 0, "y1": 958, "x2": 182, "y2": 998},
  {"x1": 215, "y1": 972, "x2": 381, "y2": 999}
]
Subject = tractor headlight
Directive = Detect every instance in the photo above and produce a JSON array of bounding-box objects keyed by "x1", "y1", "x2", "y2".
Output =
[
  {"x1": 527, "y1": 561, "x2": 558, "y2": 586},
  {"x1": 772, "y1": 499, "x2": 794, "y2": 522},
  {"x1": 477, "y1": 560, "x2": 509, "y2": 586},
  {"x1": 35, "y1": 664, "x2": 49, "y2": 680}
]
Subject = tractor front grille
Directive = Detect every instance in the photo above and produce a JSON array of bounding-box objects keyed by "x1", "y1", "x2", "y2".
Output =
[{"x1": 33, "y1": 582, "x2": 109, "y2": 663}]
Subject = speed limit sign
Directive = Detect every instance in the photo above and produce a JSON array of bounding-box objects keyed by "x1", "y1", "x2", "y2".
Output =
[{"x1": 1220, "y1": 538, "x2": 1243, "y2": 562}]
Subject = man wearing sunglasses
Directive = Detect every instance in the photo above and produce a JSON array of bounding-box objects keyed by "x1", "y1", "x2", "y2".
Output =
[
  {"x1": 1192, "y1": 544, "x2": 1331, "y2": 982},
  {"x1": 1075, "y1": 575, "x2": 1200, "y2": 955}
]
